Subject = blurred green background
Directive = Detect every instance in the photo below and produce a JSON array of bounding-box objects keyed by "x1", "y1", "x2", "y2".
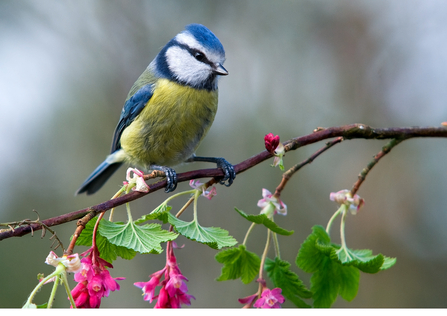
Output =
[{"x1": 1, "y1": 0, "x2": 447, "y2": 308}]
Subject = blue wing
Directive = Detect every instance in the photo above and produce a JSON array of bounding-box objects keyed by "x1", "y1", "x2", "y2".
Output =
[
  {"x1": 110, "y1": 84, "x2": 154, "y2": 153},
  {"x1": 76, "y1": 84, "x2": 154, "y2": 195}
]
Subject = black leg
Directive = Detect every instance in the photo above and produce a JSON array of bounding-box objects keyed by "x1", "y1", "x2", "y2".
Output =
[{"x1": 188, "y1": 155, "x2": 236, "y2": 187}]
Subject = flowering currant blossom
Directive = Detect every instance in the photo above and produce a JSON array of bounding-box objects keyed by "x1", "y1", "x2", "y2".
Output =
[
  {"x1": 45, "y1": 251, "x2": 82, "y2": 274},
  {"x1": 264, "y1": 133, "x2": 285, "y2": 170},
  {"x1": 330, "y1": 189, "x2": 365, "y2": 215},
  {"x1": 253, "y1": 288, "x2": 285, "y2": 308},
  {"x1": 70, "y1": 247, "x2": 124, "y2": 308},
  {"x1": 125, "y1": 168, "x2": 149, "y2": 192},
  {"x1": 189, "y1": 179, "x2": 217, "y2": 200},
  {"x1": 41, "y1": 251, "x2": 82, "y2": 285},
  {"x1": 257, "y1": 188, "x2": 287, "y2": 217},
  {"x1": 239, "y1": 280, "x2": 285, "y2": 309},
  {"x1": 134, "y1": 243, "x2": 195, "y2": 308}
]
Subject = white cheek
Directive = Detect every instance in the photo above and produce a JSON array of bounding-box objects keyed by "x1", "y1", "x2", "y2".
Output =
[{"x1": 166, "y1": 46, "x2": 211, "y2": 85}]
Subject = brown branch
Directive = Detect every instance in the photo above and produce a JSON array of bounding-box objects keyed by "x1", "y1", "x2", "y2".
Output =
[
  {"x1": 350, "y1": 138, "x2": 404, "y2": 196},
  {"x1": 285, "y1": 124, "x2": 447, "y2": 151},
  {"x1": 1, "y1": 124, "x2": 447, "y2": 241}
]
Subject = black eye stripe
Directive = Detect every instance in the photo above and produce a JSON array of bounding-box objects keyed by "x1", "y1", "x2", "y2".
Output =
[
  {"x1": 175, "y1": 42, "x2": 212, "y2": 65},
  {"x1": 190, "y1": 48, "x2": 211, "y2": 65}
]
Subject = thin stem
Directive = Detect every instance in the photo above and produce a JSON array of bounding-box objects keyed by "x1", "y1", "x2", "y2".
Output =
[
  {"x1": 259, "y1": 229, "x2": 271, "y2": 281},
  {"x1": 23, "y1": 264, "x2": 65, "y2": 308},
  {"x1": 92, "y1": 211, "x2": 106, "y2": 250},
  {"x1": 165, "y1": 190, "x2": 196, "y2": 205},
  {"x1": 272, "y1": 232, "x2": 281, "y2": 259},
  {"x1": 61, "y1": 269, "x2": 76, "y2": 308},
  {"x1": 193, "y1": 190, "x2": 200, "y2": 222},
  {"x1": 242, "y1": 222, "x2": 256, "y2": 246},
  {"x1": 326, "y1": 205, "x2": 344, "y2": 235},
  {"x1": 339, "y1": 205, "x2": 351, "y2": 260},
  {"x1": 126, "y1": 203, "x2": 133, "y2": 222},
  {"x1": 175, "y1": 196, "x2": 195, "y2": 218},
  {"x1": 109, "y1": 187, "x2": 126, "y2": 221},
  {"x1": 47, "y1": 274, "x2": 59, "y2": 308}
]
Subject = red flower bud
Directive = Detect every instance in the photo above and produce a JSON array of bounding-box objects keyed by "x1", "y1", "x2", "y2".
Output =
[{"x1": 264, "y1": 133, "x2": 280, "y2": 154}]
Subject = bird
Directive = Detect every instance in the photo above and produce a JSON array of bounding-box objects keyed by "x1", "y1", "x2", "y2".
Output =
[{"x1": 76, "y1": 23, "x2": 235, "y2": 195}]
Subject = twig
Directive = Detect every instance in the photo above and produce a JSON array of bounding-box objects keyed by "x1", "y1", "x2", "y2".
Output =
[
  {"x1": 350, "y1": 138, "x2": 404, "y2": 196},
  {"x1": 64, "y1": 210, "x2": 98, "y2": 255},
  {"x1": 0, "y1": 210, "x2": 65, "y2": 251}
]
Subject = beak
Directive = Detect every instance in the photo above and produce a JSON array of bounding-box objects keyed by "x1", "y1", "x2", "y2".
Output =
[{"x1": 214, "y1": 63, "x2": 228, "y2": 76}]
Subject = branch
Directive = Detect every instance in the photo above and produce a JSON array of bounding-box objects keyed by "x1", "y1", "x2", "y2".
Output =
[
  {"x1": 350, "y1": 138, "x2": 404, "y2": 196},
  {"x1": 1, "y1": 124, "x2": 446, "y2": 241}
]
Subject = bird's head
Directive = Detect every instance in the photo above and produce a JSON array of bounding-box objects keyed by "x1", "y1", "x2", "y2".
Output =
[{"x1": 151, "y1": 24, "x2": 228, "y2": 91}]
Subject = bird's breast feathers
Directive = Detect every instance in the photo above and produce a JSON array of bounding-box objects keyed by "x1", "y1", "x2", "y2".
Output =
[{"x1": 120, "y1": 78, "x2": 218, "y2": 167}]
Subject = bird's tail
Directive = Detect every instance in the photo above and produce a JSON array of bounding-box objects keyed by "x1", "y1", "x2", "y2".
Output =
[{"x1": 75, "y1": 160, "x2": 123, "y2": 195}]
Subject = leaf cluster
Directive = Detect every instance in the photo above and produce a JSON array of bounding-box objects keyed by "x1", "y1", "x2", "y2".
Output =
[
  {"x1": 76, "y1": 201, "x2": 237, "y2": 263},
  {"x1": 296, "y1": 225, "x2": 396, "y2": 307}
]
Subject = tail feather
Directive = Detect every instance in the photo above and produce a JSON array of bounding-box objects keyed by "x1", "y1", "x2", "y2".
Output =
[{"x1": 76, "y1": 161, "x2": 123, "y2": 195}]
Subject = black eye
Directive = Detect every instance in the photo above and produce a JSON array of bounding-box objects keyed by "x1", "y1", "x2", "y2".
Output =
[{"x1": 194, "y1": 51, "x2": 206, "y2": 62}]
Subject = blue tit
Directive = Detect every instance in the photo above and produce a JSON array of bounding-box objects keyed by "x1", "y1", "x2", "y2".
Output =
[{"x1": 76, "y1": 24, "x2": 235, "y2": 195}]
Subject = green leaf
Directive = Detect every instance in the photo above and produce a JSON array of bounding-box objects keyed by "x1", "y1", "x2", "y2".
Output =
[
  {"x1": 167, "y1": 213, "x2": 237, "y2": 249},
  {"x1": 337, "y1": 262, "x2": 360, "y2": 302},
  {"x1": 296, "y1": 225, "x2": 328, "y2": 273},
  {"x1": 296, "y1": 225, "x2": 395, "y2": 307},
  {"x1": 215, "y1": 245, "x2": 260, "y2": 284},
  {"x1": 134, "y1": 204, "x2": 172, "y2": 224},
  {"x1": 234, "y1": 208, "x2": 294, "y2": 236},
  {"x1": 309, "y1": 256, "x2": 359, "y2": 307},
  {"x1": 265, "y1": 257, "x2": 312, "y2": 308},
  {"x1": 316, "y1": 239, "x2": 396, "y2": 274},
  {"x1": 75, "y1": 217, "x2": 137, "y2": 262},
  {"x1": 381, "y1": 256, "x2": 397, "y2": 270},
  {"x1": 99, "y1": 219, "x2": 178, "y2": 254}
]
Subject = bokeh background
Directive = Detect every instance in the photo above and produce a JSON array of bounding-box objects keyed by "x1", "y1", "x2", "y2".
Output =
[{"x1": 1, "y1": 0, "x2": 447, "y2": 308}]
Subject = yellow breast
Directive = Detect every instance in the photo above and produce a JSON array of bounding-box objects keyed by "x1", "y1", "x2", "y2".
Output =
[{"x1": 120, "y1": 78, "x2": 218, "y2": 168}]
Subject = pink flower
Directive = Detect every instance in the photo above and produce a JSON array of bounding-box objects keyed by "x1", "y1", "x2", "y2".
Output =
[
  {"x1": 189, "y1": 179, "x2": 217, "y2": 200},
  {"x1": 135, "y1": 243, "x2": 195, "y2": 308},
  {"x1": 155, "y1": 286, "x2": 170, "y2": 308},
  {"x1": 126, "y1": 168, "x2": 149, "y2": 192},
  {"x1": 257, "y1": 188, "x2": 287, "y2": 216},
  {"x1": 45, "y1": 251, "x2": 81, "y2": 273},
  {"x1": 238, "y1": 293, "x2": 258, "y2": 308},
  {"x1": 330, "y1": 189, "x2": 365, "y2": 214},
  {"x1": 165, "y1": 272, "x2": 188, "y2": 297},
  {"x1": 134, "y1": 269, "x2": 165, "y2": 303},
  {"x1": 264, "y1": 133, "x2": 285, "y2": 170},
  {"x1": 264, "y1": 133, "x2": 280, "y2": 154},
  {"x1": 70, "y1": 248, "x2": 124, "y2": 308},
  {"x1": 253, "y1": 288, "x2": 285, "y2": 308}
]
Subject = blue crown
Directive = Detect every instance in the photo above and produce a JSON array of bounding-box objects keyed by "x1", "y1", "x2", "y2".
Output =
[{"x1": 183, "y1": 24, "x2": 225, "y2": 55}]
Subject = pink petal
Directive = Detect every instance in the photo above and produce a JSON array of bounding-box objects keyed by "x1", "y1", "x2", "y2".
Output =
[
  {"x1": 238, "y1": 293, "x2": 258, "y2": 305},
  {"x1": 74, "y1": 291, "x2": 89, "y2": 308}
]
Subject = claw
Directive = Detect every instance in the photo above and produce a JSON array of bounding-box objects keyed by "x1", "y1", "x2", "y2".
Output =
[
  {"x1": 150, "y1": 165, "x2": 178, "y2": 193},
  {"x1": 187, "y1": 155, "x2": 236, "y2": 187},
  {"x1": 215, "y1": 158, "x2": 236, "y2": 187}
]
